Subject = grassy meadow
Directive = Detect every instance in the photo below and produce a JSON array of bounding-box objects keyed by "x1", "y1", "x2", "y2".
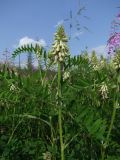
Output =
[{"x1": 0, "y1": 26, "x2": 120, "y2": 160}]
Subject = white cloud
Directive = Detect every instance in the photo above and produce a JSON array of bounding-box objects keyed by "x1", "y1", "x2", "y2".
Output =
[
  {"x1": 90, "y1": 45, "x2": 108, "y2": 57},
  {"x1": 55, "y1": 20, "x2": 64, "y2": 28},
  {"x1": 18, "y1": 36, "x2": 47, "y2": 47}
]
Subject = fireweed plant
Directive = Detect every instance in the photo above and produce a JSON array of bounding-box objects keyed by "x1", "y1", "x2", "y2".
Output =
[
  {"x1": 0, "y1": 25, "x2": 120, "y2": 160},
  {"x1": 101, "y1": 11, "x2": 120, "y2": 160}
]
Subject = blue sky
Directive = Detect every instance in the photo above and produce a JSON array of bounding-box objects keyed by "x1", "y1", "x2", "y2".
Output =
[{"x1": 0, "y1": 0, "x2": 120, "y2": 63}]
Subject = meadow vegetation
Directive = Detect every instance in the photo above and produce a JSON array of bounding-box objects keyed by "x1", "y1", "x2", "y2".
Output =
[{"x1": 0, "y1": 26, "x2": 120, "y2": 160}]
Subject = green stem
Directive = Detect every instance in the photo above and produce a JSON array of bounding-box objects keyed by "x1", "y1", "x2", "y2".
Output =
[
  {"x1": 58, "y1": 62, "x2": 62, "y2": 97},
  {"x1": 7, "y1": 119, "x2": 23, "y2": 144},
  {"x1": 38, "y1": 59, "x2": 43, "y2": 83},
  {"x1": 58, "y1": 62, "x2": 64, "y2": 160},
  {"x1": 50, "y1": 116, "x2": 56, "y2": 160},
  {"x1": 101, "y1": 102, "x2": 117, "y2": 160}
]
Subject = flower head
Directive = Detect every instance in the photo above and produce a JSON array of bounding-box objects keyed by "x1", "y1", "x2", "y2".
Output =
[
  {"x1": 112, "y1": 50, "x2": 120, "y2": 70},
  {"x1": 49, "y1": 25, "x2": 69, "y2": 63},
  {"x1": 108, "y1": 33, "x2": 120, "y2": 54},
  {"x1": 43, "y1": 151, "x2": 51, "y2": 160},
  {"x1": 9, "y1": 83, "x2": 20, "y2": 92},
  {"x1": 107, "y1": 12, "x2": 120, "y2": 54},
  {"x1": 10, "y1": 83, "x2": 17, "y2": 91},
  {"x1": 99, "y1": 82, "x2": 108, "y2": 99},
  {"x1": 63, "y1": 71, "x2": 70, "y2": 81},
  {"x1": 90, "y1": 51, "x2": 100, "y2": 70}
]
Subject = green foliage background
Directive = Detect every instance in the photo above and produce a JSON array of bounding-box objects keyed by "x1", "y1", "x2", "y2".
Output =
[{"x1": 0, "y1": 46, "x2": 120, "y2": 160}]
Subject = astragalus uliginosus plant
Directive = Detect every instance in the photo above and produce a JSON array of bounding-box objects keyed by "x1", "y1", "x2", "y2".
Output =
[{"x1": 49, "y1": 25, "x2": 69, "y2": 160}]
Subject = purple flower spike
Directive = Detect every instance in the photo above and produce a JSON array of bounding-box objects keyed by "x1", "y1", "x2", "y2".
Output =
[
  {"x1": 107, "y1": 12, "x2": 120, "y2": 55},
  {"x1": 107, "y1": 33, "x2": 120, "y2": 54}
]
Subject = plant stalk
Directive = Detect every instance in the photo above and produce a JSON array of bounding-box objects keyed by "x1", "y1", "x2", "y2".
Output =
[
  {"x1": 101, "y1": 101, "x2": 117, "y2": 160},
  {"x1": 58, "y1": 62, "x2": 64, "y2": 160}
]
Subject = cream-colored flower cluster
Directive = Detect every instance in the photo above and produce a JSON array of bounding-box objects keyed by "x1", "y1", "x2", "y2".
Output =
[
  {"x1": 63, "y1": 71, "x2": 70, "y2": 81},
  {"x1": 90, "y1": 52, "x2": 107, "y2": 71},
  {"x1": 92, "y1": 64, "x2": 99, "y2": 71},
  {"x1": 10, "y1": 84, "x2": 16, "y2": 91},
  {"x1": 90, "y1": 51, "x2": 99, "y2": 71},
  {"x1": 112, "y1": 50, "x2": 120, "y2": 70},
  {"x1": 9, "y1": 83, "x2": 20, "y2": 92},
  {"x1": 49, "y1": 26, "x2": 69, "y2": 63},
  {"x1": 43, "y1": 151, "x2": 51, "y2": 160},
  {"x1": 93, "y1": 59, "x2": 106, "y2": 71},
  {"x1": 99, "y1": 82, "x2": 108, "y2": 99},
  {"x1": 99, "y1": 55, "x2": 107, "y2": 69}
]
